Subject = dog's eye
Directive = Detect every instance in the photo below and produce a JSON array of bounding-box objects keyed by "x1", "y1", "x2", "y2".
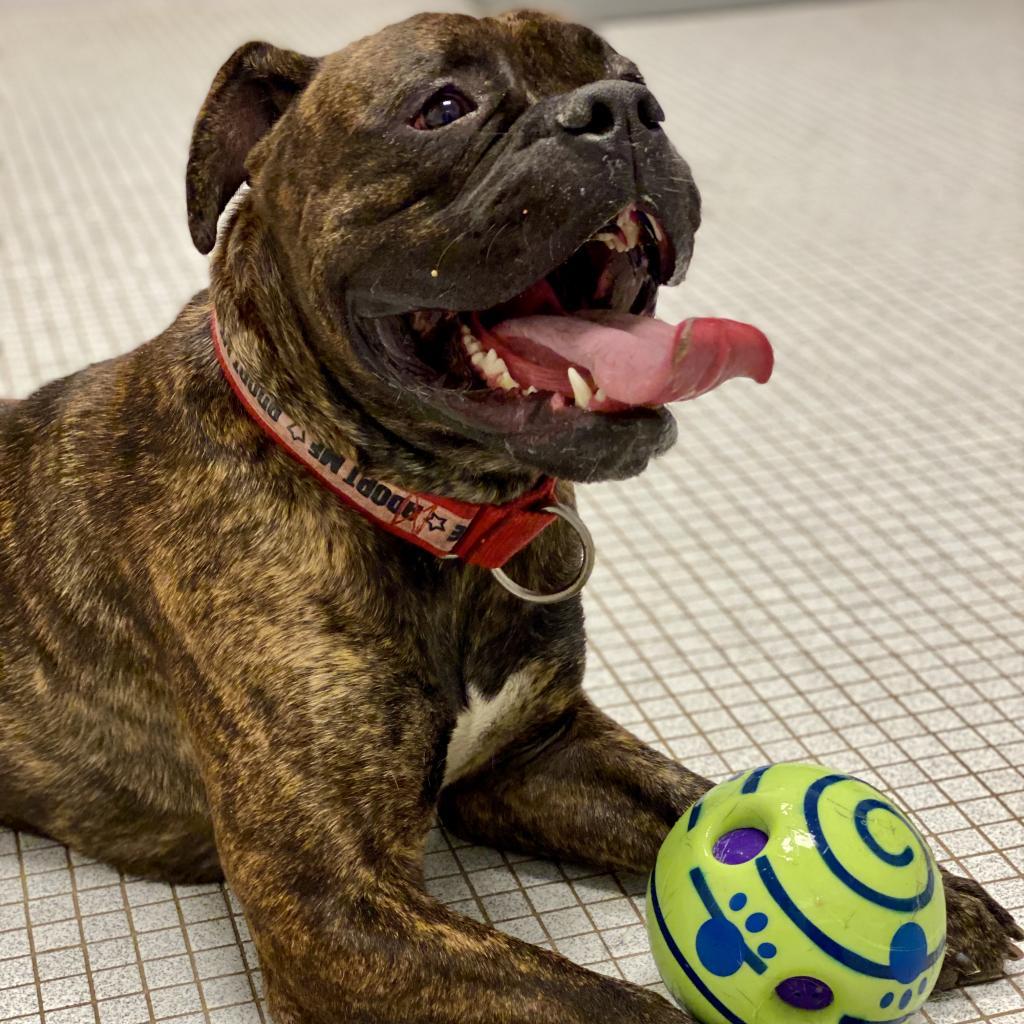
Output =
[{"x1": 411, "y1": 87, "x2": 476, "y2": 130}]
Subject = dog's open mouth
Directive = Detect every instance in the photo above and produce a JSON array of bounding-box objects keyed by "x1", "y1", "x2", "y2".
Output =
[{"x1": 402, "y1": 203, "x2": 773, "y2": 415}]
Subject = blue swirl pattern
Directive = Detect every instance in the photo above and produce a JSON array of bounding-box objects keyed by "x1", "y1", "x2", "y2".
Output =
[{"x1": 803, "y1": 775, "x2": 935, "y2": 912}]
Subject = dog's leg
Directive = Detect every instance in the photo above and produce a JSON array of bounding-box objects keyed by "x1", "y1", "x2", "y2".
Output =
[
  {"x1": 179, "y1": 678, "x2": 686, "y2": 1023},
  {"x1": 259, "y1": 895, "x2": 686, "y2": 1024},
  {"x1": 440, "y1": 699, "x2": 1023, "y2": 988},
  {"x1": 440, "y1": 699, "x2": 710, "y2": 874},
  {"x1": 937, "y1": 869, "x2": 1024, "y2": 988}
]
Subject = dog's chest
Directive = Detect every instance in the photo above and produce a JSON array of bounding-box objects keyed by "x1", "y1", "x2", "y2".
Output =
[{"x1": 443, "y1": 668, "x2": 540, "y2": 786}]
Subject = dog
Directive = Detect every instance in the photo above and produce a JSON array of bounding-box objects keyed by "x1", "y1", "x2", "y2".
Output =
[{"x1": 0, "y1": 10, "x2": 1019, "y2": 1023}]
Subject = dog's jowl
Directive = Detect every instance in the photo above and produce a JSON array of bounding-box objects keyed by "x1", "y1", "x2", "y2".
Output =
[{"x1": 0, "y1": 11, "x2": 1019, "y2": 1024}]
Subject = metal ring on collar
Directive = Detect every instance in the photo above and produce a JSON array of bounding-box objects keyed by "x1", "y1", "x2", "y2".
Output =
[{"x1": 490, "y1": 503, "x2": 596, "y2": 604}]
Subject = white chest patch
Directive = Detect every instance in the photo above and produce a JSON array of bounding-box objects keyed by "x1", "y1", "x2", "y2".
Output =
[{"x1": 443, "y1": 668, "x2": 537, "y2": 786}]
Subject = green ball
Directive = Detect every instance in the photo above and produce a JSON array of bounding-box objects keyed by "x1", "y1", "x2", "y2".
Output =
[{"x1": 646, "y1": 762, "x2": 946, "y2": 1024}]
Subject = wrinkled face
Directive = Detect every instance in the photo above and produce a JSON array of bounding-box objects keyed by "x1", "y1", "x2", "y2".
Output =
[{"x1": 249, "y1": 12, "x2": 704, "y2": 481}]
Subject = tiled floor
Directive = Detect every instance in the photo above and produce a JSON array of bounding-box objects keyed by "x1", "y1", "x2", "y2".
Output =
[{"x1": 1, "y1": 0, "x2": 1022, "y2": 1022}]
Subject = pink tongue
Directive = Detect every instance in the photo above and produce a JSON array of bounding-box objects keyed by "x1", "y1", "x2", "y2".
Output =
[{"x1": 490, "y1": 312, "x2": 774, "y2": 406}]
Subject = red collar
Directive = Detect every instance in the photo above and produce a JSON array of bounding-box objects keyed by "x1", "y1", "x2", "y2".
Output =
[{"x1": 211, "y1": 311, "x2": 558, "y2": 570}]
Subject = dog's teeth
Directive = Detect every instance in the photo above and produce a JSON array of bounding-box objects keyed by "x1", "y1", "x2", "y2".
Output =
[
  {"x1": 567, "y1": 367, "x2": 593, "y2": 410},
  {"x1": 524, "y1": 385, "x2": 538, "y2": 396},
  {"x1": 651, "y1": 217, "x2": 664, "y2": 242},
  {"x1": 471, "y1": 352, "x2": 485, "y2": 366},
  {"x1": 480, "y1": 349, "x2": 513, "y2": 388},
  {"x1": 460, "y1": 328, "x2": 482, "y2": 353},
  {"x1": 594, "y1": 387, "x2": 607, "y2": 403},
  {"x1": 484, "y1": 350, "x2": 509, "y2": 377}
]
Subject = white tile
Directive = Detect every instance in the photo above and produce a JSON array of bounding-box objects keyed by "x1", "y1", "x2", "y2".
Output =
[
  {"x1": 148, "y1": 982, "x2": 202, "y2": 1020},
  {"x1": 40, "y1": 973, "x2": 91, "y2": 1011},
  {"x1": 0, "y1": 983, "x2": 38, "y2": 1021},
  {"x1": 97, "y1": 992, "x2": 151, "y2": 1024}
]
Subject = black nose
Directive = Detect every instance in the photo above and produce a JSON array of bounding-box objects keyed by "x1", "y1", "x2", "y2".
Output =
[{"x1": 555, "y1": 80, "x2": 664, "y2": 140}]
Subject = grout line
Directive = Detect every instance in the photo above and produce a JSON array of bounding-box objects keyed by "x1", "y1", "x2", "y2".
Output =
[
  {"x1": 167, "y1": 885, "x2": 219, "y2": 1023},
  {"x1": 116, "y1": 870, "x2": 159, "y2": 1023},
  {"x1": 13, "y1": 833, "x2": 47, "y2": 1023},
  {"x1": 221, "y1": 887, "x2": 268, "y2": 1024},
  {"x1": 57, "y1": 846, "x2": 101, "y2": 1024}
]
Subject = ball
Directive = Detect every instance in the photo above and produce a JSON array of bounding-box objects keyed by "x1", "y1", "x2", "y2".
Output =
[{"x1": 646, "y1": 762, "x2": 946, "y2": 1024}]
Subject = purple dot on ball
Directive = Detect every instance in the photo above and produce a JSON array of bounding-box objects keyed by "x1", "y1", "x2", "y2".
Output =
[
  {"x1": 776, "y1": 977, "x2": 835, "y2": 1011},
  {"x1": 713, "y1": 827, "x2": 769, "y2": 865}
]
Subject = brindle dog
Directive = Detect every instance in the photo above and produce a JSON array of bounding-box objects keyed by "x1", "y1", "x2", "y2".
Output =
[{"x1": 0, "y1": 11, "x2": 1019, "y2": 1024}]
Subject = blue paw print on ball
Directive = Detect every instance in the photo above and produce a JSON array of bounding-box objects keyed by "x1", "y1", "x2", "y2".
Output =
[
  {"x1": 695, "y1": 893, "x2": 779, "y2": 976},
  {"x1": 889, "y1": 922, "x2": 928, "y2": 984},
  {"x1": 877, "y1": 924, "x2": 929, "y2": 1012},
  {"x1": 696, "y1": 918, "x2": 747, "y2": 976}
]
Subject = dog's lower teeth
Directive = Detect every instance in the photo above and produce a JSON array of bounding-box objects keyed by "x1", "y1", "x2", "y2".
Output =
[
  {"x1": 464, "y1": 340, "x2": 523, "y2": 392},
  {"x1": 460, "y1": 329, "x2": 483, "y2": 357},
  {"x1": 525, "y1": 385, "x2": 538, "y2": 396},
  {"x1": 567, "y1": 367, "x2": 593, "y2": 410},
  {"x1": 482, "y1": 348, "x2": 509, "y2": 377},
  {"x1": 594, "y1": 387, "x2": 607, "y2": 403}
]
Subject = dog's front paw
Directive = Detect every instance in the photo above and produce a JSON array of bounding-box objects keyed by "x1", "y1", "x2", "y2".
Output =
[{"x1": 937, "y1": 870, "x2": 1023, "y2": 989}]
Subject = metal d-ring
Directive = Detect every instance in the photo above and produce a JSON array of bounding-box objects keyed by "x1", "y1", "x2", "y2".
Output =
[{"x1": 490, "y1": 503, "x2": 596, "y2": 604}]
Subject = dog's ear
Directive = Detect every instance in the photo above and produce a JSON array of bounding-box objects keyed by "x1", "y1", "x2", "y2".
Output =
[{"x1": 186, "y1": 42, "x2": 319, "y2": 254}]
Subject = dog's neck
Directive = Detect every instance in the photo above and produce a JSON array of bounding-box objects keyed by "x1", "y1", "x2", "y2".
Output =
[{"x1": 207, "y1": 204, "x2": 540, "y2": 505}]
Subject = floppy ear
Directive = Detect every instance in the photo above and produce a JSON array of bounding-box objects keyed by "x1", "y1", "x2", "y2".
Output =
[{"x1": 186, "y1": 42, "x2": 319, "y2": 254}]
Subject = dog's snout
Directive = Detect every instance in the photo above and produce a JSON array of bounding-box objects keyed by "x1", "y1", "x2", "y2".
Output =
[{"x1": 555, "y1": 80, "x2": 664, "y2": 140}]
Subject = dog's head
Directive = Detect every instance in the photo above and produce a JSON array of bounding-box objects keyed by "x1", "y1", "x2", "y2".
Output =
[{"x1": 187, "y1": 11, "x2": 768, "y2": 484}]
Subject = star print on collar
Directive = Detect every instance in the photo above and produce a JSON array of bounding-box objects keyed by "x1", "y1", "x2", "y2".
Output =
[
  {"x1": 287, "y1": 423, "x2": 306, "y2": 444},
  {"x1": 425, "y1": 511, "x2": 448, "y2": 532}
]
